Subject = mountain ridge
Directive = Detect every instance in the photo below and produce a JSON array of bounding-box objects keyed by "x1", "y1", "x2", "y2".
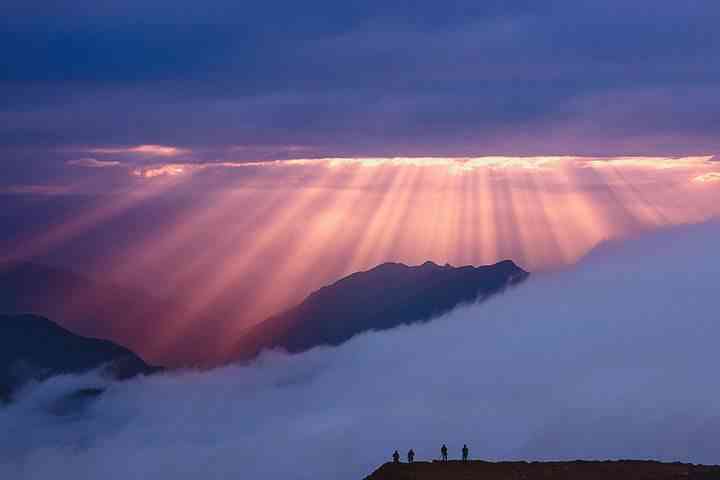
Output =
[
  {"x1": 234, "y1": 259, "x2": 528, "y2": 361},
  {"x1": 0, "y1": 313, "x2": 157, "y2": 403},
  {"x1": 0, "y1": 261, "x2": 171, "y2": 361},
  {"x1": 0, "y1": 259, "x2": 528, "y2": 369}
]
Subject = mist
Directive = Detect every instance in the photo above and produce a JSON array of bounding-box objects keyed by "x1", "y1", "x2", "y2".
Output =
[{"x1": 2, "y1": 221, "x2": 719, "y2": 479}]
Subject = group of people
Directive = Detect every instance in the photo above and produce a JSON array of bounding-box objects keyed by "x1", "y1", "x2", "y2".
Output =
[{"x1": 392, "y1": 444, "x2": 470, "y2": 463}]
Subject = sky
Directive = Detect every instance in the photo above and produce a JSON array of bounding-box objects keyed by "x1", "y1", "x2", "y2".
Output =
[
  {"x1": 1, "y1": 1, "x2": 720, "y2": 360},
  {"x1": 2, "y1": 0, "x2": 720, "y2": 186},
  {"x1": 2, "y1": 3, "x2": 720, "y2": 476},
  {"x1": 2, "y1": 221, "x2": 719, "y2": 480}
]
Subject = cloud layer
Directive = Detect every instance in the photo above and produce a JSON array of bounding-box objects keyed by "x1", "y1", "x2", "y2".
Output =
[
  {"x1": 1, "y1": 221, "x2": 719, "y2": 479},
  {"x1": 2, "y1": 1, "x2": 720, "y2": 183}
]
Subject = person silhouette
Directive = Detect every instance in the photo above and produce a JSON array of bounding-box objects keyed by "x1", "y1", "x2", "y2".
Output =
[
  {"x1": 441, "y1": 444, "x2": 448, "y2": 462},
  {"x1": 392, "y1": 450, "x2": 400, "y2": 464},
  {"x1": 407, "y1": 449, "x2": 415, "y2": 463},
  {"x1": 462, "y1": 444, "x2": 469, "y2": 462}
]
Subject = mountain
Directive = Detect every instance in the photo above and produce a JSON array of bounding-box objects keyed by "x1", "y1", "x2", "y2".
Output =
[
  {"x1": 0, "y1": 259, "x2": 528, "y2": 367},
  {"x1": 234, "y1": 260, "x2": 528, "y2": 360},
  {"x1": 0, "y1": 261, "x2": 178, "y2": 365},
  {"x1": 364, "y1": 460, "x2": 720, "y2": 480},
  {"x1": 0, "y1": 314, "x2": 156, "y2": 403}
]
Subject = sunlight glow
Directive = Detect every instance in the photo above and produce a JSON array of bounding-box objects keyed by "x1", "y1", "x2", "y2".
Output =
[
  {"x1": 132, "y1": 155, "x2": 717, "y2": 179},
  {"x1": 0, "y1": 175, "x2": 190, "y2": 265},
  {"x1": 693, "y1": 172, "x2": 720, "y2": 183},
  {"x1": 90, "y1": 144, "x2": 190, "y2": 157},
  {"x1": 133, "y1": 164, "x2": 186, "y2": 178},
  {"x1": 5, "y1": 154, "x2": 719, "y2": 364}
]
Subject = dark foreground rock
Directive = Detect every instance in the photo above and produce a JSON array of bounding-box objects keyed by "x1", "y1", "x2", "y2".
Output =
[{"x1": 365, "y1": 460, "x2": 720, "y2": 480}]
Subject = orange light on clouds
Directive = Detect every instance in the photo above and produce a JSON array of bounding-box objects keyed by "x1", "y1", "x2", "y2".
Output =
[
  {"x1": 130, "y1": 155, "x2": 718, "y2": 179},
  {"x1": 585, "y1": 155, "x2": 714, "y2": 169},
  {"x1": 89, "y1": 144, "x2": 190, "y2": 157},
  {"x1": 132, "y1": 164, "x2": 186, "y2": 178},
  {"x1": 693, "y1": 172, "x2": 720, "y2": 183}
]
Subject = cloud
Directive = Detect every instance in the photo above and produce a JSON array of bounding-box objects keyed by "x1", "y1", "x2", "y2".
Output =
[
  {"x1": 316, "y1": 155, "x2": 715, "y2": 172},
  {"x1": 66, "y1": 158, "x2": 122, "y2": 168},
  {"x1": 1, "y1": 221, "x2": 719, "y2": 479},
  {"x1": 90, "y1": 145, "x2": 190, "y2": 157},
  {"x1": 2, "y1": 2, "x2": 720, "y2": 157},
  {"x1": 584, "y1": 156, "x2": 714, "y2": 170},
  {"x1": 228, "y1": 144, "x2": 313, "y2": 154},
  {"x1": 693, "y1": 172, "x2": 720, "y2": 183},
  {"x1": 131, "y1": 164, "x2": 186, "y2": 178},
  {"x1": 128, "y1": 155, "x2": 717, "y2": 180},
  {"x1": 0, "y1": 184, "x2": 74, "y2": 195}
]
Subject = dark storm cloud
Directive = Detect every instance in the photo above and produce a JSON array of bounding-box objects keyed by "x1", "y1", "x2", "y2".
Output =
[{"x1": 1, "y1": 0, "x2": 719, "y2": 175}]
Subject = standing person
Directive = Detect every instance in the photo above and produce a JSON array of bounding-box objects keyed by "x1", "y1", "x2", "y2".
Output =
[
  {"x1": 462, "y1": 444, "x2": 469, "y2": 462},
  {"x1": 407, "y1": 449, "x2": 415, "y2": 463},
  {"x1": 441, "y1": 444, "x2": 448, "y2": 462},
  {"x1": 393, "y1": 450, "x2": 400, "y2": 464}
]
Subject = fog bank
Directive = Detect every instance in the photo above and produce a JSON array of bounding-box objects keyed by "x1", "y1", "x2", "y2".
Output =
[{"x1": 1, "y1": 221, "x2": 719, "y2": 479}]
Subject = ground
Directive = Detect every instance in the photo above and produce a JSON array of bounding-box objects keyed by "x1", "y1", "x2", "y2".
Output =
[{"x1": 364, "y1": 460, "x2": 720, "y2": 480}]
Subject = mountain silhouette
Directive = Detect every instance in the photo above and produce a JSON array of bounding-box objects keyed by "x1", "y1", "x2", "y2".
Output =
[
  {"x1": 234, "y1": 260, "x2": 528, "y2": 360},
  {"x1": 0, "y1": 261, "x2": 180, "y2": 364},
  {"x1": 0, "y1": 314, "x2": 156, "y2": 403},
  {"x1": 0, "y1": 259, "x2": 528, "y2": 367}
]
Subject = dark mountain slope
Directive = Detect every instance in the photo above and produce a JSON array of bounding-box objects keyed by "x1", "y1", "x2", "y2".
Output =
[
  {"x1": 0, "y1": 261, "x2": 177, "y2": 364},
  {"x1": 234, "y1": 260, "x2": 528, "y2": 360},
  {"x1": 0, "y1": 314, "x2": 156, "y2": 403}
]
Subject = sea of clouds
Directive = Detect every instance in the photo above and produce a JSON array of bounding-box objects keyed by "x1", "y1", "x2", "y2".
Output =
[{"x1": 1, "y1": 221, "x2": 719, "y2": 479}]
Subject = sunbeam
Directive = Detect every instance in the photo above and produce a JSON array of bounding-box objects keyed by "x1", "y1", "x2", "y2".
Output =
[
  {"x1": 4, "y1": 155, "x2": 718, "y2": 365},
  {"x1": 0, "y1": 176, "x2": 188, "y2": 266}
]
